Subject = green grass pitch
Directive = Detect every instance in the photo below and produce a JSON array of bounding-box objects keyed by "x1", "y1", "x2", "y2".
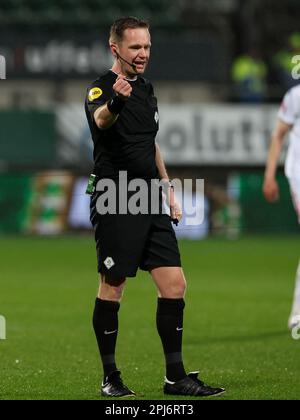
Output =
[{"x1": 0, "y1": 236, "x2": 299, "y2": 400}]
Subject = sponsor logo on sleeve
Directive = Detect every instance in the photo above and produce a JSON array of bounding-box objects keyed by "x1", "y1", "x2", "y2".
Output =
[{"x1": 88, "y1": 87, "x2": 103, "y2": 101}]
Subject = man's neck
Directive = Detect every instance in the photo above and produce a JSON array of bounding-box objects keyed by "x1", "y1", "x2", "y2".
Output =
[
  {"x1": 111, "y1": 62, "x2": 138, "y2": 81},
  {"x1": 110, "y1": 69, "x2": 137, "y2": 81}
]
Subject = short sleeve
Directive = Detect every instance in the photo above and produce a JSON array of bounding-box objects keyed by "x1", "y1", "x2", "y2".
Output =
[
  {"x1": 278, "y1": 90, "x2": 298, "y2": 125},
  {"x1": 86, "y1": 78, "x2": 114, "y2": 117}
]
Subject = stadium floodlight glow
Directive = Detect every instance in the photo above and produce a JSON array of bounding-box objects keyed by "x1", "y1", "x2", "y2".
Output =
[
  {"x1": 0, "y1": 55, "x2": 6, "y2": 79},
  {"x1": 292, "y1": 55, "x2": 300, "y2": 80},
  {"x1": 0, "y1": 315, "x2": 6, "y2": 340}
]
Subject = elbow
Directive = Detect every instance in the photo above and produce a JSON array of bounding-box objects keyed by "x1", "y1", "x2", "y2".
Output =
[
  {"x1": 95, "y1": 115, "x2": 117, "y2": 130},
  {"x1": 95, "y1": 117, "x2": 108, "y2": 130}
]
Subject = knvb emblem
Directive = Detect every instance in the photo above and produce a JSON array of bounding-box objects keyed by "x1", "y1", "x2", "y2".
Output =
[
  {"x1": 0, "y1": 315, "x2": 6, "y2": 340},
  {"x1": 104, "y1": 257, "x2": 115, "y2": 270},
  {"x1": 0, "y1": 55, "x2": 6, "y2": 80}
]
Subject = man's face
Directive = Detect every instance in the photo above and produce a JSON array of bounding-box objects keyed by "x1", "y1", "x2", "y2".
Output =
[{"x1": 114, "y1": 28, "x2": 151, "y2": 76}]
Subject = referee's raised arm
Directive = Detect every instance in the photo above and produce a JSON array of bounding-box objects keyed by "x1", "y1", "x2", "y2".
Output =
[{"x1": 94, "y1": 75, "x2": 132, "y2": 130}]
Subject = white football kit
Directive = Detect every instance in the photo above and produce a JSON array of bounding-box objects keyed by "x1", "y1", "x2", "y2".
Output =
[
  {"x1": 278, "y1": 84, "x2": 300, "y2": 222},
  {"x1": 278, "y1": 84, "x2": 300, "y2": 327}
]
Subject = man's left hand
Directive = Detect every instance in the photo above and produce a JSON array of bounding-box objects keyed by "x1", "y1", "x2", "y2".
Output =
[{"x1": 169, "y1": 187, "x2": 182, "y2": 222}]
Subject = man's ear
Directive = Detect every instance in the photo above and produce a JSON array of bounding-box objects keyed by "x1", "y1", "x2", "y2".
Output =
[{"x1": 110, "y1": 43, "x2": 118, "y2": 58}]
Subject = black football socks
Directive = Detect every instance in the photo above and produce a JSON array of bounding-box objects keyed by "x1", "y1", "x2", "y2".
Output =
[
  {"x1": 94, "y1": 297, "x2": 187, "y2": 383},
  {"x1": 156, "y1": 298, "x2": 187, "y2": 382},
  {"x1": 93, "y1": 298, "x2": 120, "y2": 379}
]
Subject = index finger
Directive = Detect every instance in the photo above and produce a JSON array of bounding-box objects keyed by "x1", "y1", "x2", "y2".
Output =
[{"x1": 116, "y1": 74, "x2": 126, "y2": 81}]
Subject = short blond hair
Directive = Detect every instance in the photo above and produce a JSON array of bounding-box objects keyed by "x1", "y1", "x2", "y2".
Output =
[{"x1": 109, "y1": 16, "x2": 150, "y2": 44}]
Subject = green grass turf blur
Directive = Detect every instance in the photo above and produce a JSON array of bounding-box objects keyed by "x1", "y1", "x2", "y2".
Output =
[{"x1": 0, "y1": 236, "x2": 299, "y2": 400}]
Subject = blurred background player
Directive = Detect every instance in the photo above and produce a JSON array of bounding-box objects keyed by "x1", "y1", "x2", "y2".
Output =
[
  {"x1": 231, "y1": 47, "x2": 268, "y2": 103},
  {"x1": 263, "y1": 83, "x2": 300, "y2": 330}
]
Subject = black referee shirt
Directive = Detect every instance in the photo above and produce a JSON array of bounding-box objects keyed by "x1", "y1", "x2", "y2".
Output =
[{"x1": 85, "y1": 70, "x2": 159, "y2": 180}]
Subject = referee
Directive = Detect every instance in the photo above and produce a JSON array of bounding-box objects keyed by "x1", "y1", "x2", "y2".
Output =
[{"x1": 85, "y1": 17, "x2": 224, "y2": 398}]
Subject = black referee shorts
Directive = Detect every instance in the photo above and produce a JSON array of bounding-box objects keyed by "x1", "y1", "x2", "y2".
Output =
[{"x1": 90, "y1": 189, "x2": 182, "y2": 279}]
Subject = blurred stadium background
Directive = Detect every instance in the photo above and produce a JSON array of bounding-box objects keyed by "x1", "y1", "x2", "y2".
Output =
[
  {"x1": 0, "y1": 0, "x2": 300, "y2": 238},
  {"x1": 1, "y1": 0, "x2": 300, "y2": 236},
  {"x1": 1, "y1": 0, "x2": 300, "y2": 400}
]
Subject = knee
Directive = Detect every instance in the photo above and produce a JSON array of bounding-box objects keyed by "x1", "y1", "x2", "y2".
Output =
[
  {"x1": 99, "y1": 276, "x2": 126, "y2": 302},
  {"x1": 165, "y1": 276, "x2": 187, "y2": 299},
  {"x1": 174, "y1": 277, "x2": 187, "y2": 298}
]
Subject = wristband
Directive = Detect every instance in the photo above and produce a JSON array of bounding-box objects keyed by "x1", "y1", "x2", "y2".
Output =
[
  {"x1": 107, "y1": 95, "x2": 126, "y2": 115},
  {"x1": 160, "y1": 179, "x2": 173, "y2": 190}
]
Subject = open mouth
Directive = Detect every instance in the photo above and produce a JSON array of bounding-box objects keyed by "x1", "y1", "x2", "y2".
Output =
[{"x1": 134, "y1": 62, "x2": 146, "y2": 68}]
